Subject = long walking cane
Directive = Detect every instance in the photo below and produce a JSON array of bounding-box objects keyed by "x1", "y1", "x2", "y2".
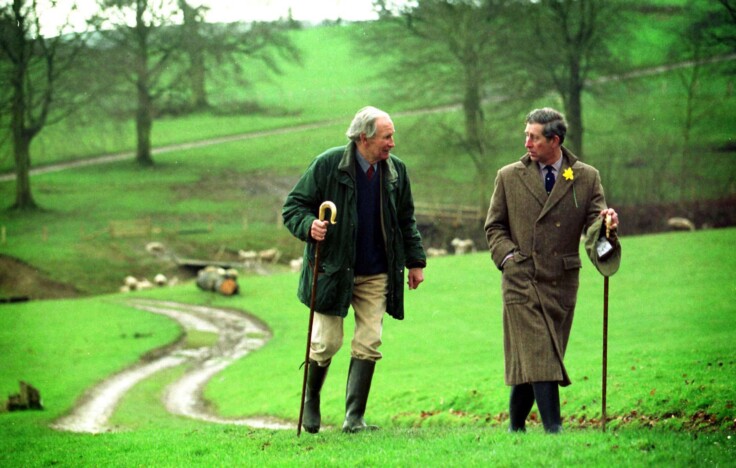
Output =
[
  {"x1": 602, "y1": 275, "x2": 609, "y2": 432},
  {"x1": 297, "y1": 201, "x2": 337, "y2": 436},
  {"x1": 602, "y1": 214, "x2": 612, "y2": 432}
]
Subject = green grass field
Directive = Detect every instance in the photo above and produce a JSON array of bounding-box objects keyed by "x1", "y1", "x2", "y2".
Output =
[
  {"x1": 0, "y1": 6, "x2": 734, "y2": 465},
  {"x1": 0, "y1": 229, "x2": 734, "y2": 466},
  {"x1": 1, "y1": 13, "x2": 734, "y2": 297}
]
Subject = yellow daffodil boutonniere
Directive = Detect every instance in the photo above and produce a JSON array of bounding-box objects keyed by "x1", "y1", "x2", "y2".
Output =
[{"x1": 563, "y1": 167, "x2": 578, "y2": 208}]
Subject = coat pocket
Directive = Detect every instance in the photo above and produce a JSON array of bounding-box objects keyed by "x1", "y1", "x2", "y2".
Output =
[
  {"x1": 502, "y1": 257, "x2": 530, "y2": 305},
  {"x1": 313, "y1": 271, "x2": 341, "y2": 312},
  {"x1": 562, "y1": 255, "x2": 582, "y2": 270},
  {"x1": 560, "y1": 254, "x2": 581, "y2": 310}
]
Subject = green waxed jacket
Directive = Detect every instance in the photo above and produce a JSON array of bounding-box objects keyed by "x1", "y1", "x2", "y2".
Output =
[{"x1": 282, "y1": 142, "x2": 426, "y2": 320}]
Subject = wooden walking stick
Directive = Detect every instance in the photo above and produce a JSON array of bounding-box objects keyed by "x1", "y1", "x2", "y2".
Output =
[
  {"x1": 602, "y1": 274, "x2": 609, "y2": 432},
  {"x1": 602, "y1": 213, "x2": 612, "y2": 432},
  {"x1": 297, "y1": 201, "x2": 337, "y2": 436}
]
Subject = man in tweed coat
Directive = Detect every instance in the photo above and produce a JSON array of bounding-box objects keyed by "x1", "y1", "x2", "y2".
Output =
[{"x1": 484, "y1": 108, "x2": 621, "y2": 433}]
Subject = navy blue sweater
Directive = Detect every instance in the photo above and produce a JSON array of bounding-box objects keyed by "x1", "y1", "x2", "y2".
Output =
[{"x1": 354, "y1": 165, "x2": 388, "y2": 275}]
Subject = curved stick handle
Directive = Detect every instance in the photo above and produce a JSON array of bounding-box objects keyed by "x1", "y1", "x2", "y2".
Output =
[
  {"x1": 319, "y1": 201, "x2": 337, "y2": 224},
  {"x1": 298, "y1": 200, "x2": 336, "y2": 436}
]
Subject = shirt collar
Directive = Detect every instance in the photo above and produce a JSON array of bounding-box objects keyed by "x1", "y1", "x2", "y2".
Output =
[
  {"x1": 538, "y1": 155, "x2": 563, "y2": 174},
  {"x1": 355, "y1": 150, "x2": 376, "y2": 174}
]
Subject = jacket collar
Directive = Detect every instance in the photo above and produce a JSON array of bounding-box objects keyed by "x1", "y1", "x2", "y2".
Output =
[
  {"x1": 517, "y1": 146, "x2": 583, "y2": 216},
  {"x1": 338, "y1": 142, "x2": 398, "y2": 187}
]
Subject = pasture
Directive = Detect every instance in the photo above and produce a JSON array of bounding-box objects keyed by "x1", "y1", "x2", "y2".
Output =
[
  {"x1": 1, "y1": 229, "x2": 735, "y2": 466},
  {"x1": 0, "y1": 5, "x2": 735, "y2": 466},
  {"x1": 1, "y1": 13, "x2": 734, "y2": 296}
]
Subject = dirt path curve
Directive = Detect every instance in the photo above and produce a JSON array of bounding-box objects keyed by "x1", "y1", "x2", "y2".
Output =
[{"x1": 51, "y1": 299, "x2": 293, "y2": 433}]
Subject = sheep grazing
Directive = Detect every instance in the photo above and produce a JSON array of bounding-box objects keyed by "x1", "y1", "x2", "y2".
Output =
[
  {"x1": 426, "y1": 247, "x2": 448, "y2": 257},
  {"x1": 154, "y1": 273, "x2": 168, "y2": 286},
  {"x1": 124, "y1": 275, "x2": 139, "y2": 289},
  {"x1": 120, "y1": 275, "x2": 149, "y2": 293},
  {"x1": 145, "y1": 242, "x2": 165, "y2": 255},
  {"x1": 290, "y1": 257, "x2": 303, "y2": 273},
  {"x1": 238, "y1": 249, "x2": 258, "y2": 268},
  {"x1": 451, "y1": 237, "x2": 476, "y2": 255},
  {"x1": 121, "y1": 273, "x2": 174, "y2": 292},
  {"x1": 258, "y1": 248, "x2": 281, "y2": 264},
  {"x1": 667, "y1": 217, "x2": 696, "y2": 231},
  {"x1": 238, "y1": 250, "x2": 257, "y2": 261}
]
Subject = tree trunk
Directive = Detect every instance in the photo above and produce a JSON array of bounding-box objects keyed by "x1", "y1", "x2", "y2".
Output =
[
  {"x1": 134, "y1": 19, "x2": 154, "y2": 167},
  {"x1": 565, "y1": 88, "x2": 584, "y2": 159},
  {"x1": 564, "y1": 59, "x2": 585, "y2": 159},
  {"x1": 189, "y1": 47, "x2": 207, "y2": 109},
  {"x1": 463, "y1": 72, "x2": 491, "y2": 207},
  {"x1": 136, "y1": 86, "x2": 154, "y2": 167},
  {"x1": 10, "y1": 27, "x2": 37, "y2": 211},
  {"x1": 180, "y1": 1, "x2": 208, "y2": 109},
  {"x1": 11, "y1": 132, "x2": 37, "y2": 210}
]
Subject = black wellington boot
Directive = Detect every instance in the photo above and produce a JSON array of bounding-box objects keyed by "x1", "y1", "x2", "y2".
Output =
[
  {"x1": 509, "y1": 383, "x2": 535, "y2": 432},
  {"x1": 532, "y1": 381, "x2": 563, "y2": 433},
  {"x1": 302, "y1": 360, "x2": 330, "y2": 434},
  {"x1": 342, "y1": 358, "x2": 380, "y2": 433}
]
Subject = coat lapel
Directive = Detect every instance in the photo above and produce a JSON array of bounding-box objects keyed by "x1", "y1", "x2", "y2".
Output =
[
  {"x1": 539, "y1": 162, "x2": 572, "y2": 219},
  {"x1": 538, "y1": 148, "x2": 580, "y2": 220},
  {"x1": 516, "y1": 155, "x2": 548, "y2": 208}
]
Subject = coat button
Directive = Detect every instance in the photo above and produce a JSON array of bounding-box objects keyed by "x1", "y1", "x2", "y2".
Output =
[{"x1": 555, "y1": 222, "x2": 561, "y2": 227}]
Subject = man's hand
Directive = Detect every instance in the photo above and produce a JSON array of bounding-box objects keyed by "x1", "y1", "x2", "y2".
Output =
[
  {"x1": 600, "y1": 208, "x2": 619, "y2": 232},
  {"x1": 600, "y1": 208, "x2": 619, "y2": 242},
  {"x1": 311, "y1": 219, "x2": 328, "y2": 241},
  {"x1": 407, "y1": 268, "x2": 424, "y2": 290}
]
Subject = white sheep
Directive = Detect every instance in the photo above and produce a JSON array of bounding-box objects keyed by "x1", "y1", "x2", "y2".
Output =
[
  {"x1": 427, "y1": 247, "x2": 448, "y2": 257},
  {"x1": 667, "y1": 217, "x2": 696, "y2": 231},
  {"x1": 145, "y1": 242, "x2": 165, "y2": 255},
  {"x1": 451, "y1": 238, "x2": 476, "y2": 255},
  {"x1": 124, "y1": 275, "x2": 139, "y2": 289},
  {"x1": 258, "y1": 248, "x2": 281, "y2": 263},
  {"x1": 290, "y1": 257, "x2": 303, "y2": 272}
]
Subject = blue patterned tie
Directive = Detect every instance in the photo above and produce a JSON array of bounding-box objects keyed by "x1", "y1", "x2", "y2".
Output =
[{"x1": 544, "y1": 165, "x2": 555, "y2": 194}]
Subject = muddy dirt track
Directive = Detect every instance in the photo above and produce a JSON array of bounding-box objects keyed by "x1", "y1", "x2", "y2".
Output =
[{"x1": 51, "y1": 299, "x2": 292, "y2": 433}]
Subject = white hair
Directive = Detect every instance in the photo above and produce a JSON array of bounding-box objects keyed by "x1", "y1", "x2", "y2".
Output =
[{"x1": 345, "y1": 106, "x2": 391, "y2": 141}]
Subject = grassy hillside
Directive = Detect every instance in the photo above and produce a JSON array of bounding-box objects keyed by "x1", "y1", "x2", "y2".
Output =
[
  {"x1": 1, "y1": 13, "x2": 733, "y2": 299},
  {"x1": 0, "y1": 229, "x2": 734, "y2": 465}
]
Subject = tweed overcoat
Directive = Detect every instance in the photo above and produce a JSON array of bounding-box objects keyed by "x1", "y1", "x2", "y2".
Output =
[
  {"x1": 484, "y1": 147, "x2": 621, "y2": 387},
  {"x1": 282, "y1": 142, "x2": 426, "y2": 320}
]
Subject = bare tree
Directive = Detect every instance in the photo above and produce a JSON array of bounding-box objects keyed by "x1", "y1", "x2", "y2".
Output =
[
  {"x1": 714, "y1": 0, "x2": 736, "y2": 51},
  {"x1": 177, "y1": 0, "x2": 301, "y2": 112},
  {"x1": 513, "y1": 0, "x2": 625, "y2": 159},
  {"x1": 92, "y1": 0, "x2": 184, "y2": 166},
  {"x1": 670, "y1": 0, "x2": 735, "y2": 201},
  {"x1": 0, "y1": 0, "x2": 89, "y2": 210},
  {"x1": 178, "y1": 0, "x2": 207, "y2": 109},
  {"x1": 372, "y1": 0, "x2": 518, "y2": 206}
]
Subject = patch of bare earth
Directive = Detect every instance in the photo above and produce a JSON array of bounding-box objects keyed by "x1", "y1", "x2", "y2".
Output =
[{"x1": 0, "y1": 254, "x2": 80, "y2": 301}]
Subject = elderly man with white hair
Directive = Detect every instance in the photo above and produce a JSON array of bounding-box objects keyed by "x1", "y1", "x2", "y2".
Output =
[{"x1": 283, "y1": 106, "x2": 427, "y2": 434}]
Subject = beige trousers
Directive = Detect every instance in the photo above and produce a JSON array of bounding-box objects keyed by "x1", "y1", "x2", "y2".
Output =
[{"x1": 310, "y1": 273, "x2": 388, "y2": 365}]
